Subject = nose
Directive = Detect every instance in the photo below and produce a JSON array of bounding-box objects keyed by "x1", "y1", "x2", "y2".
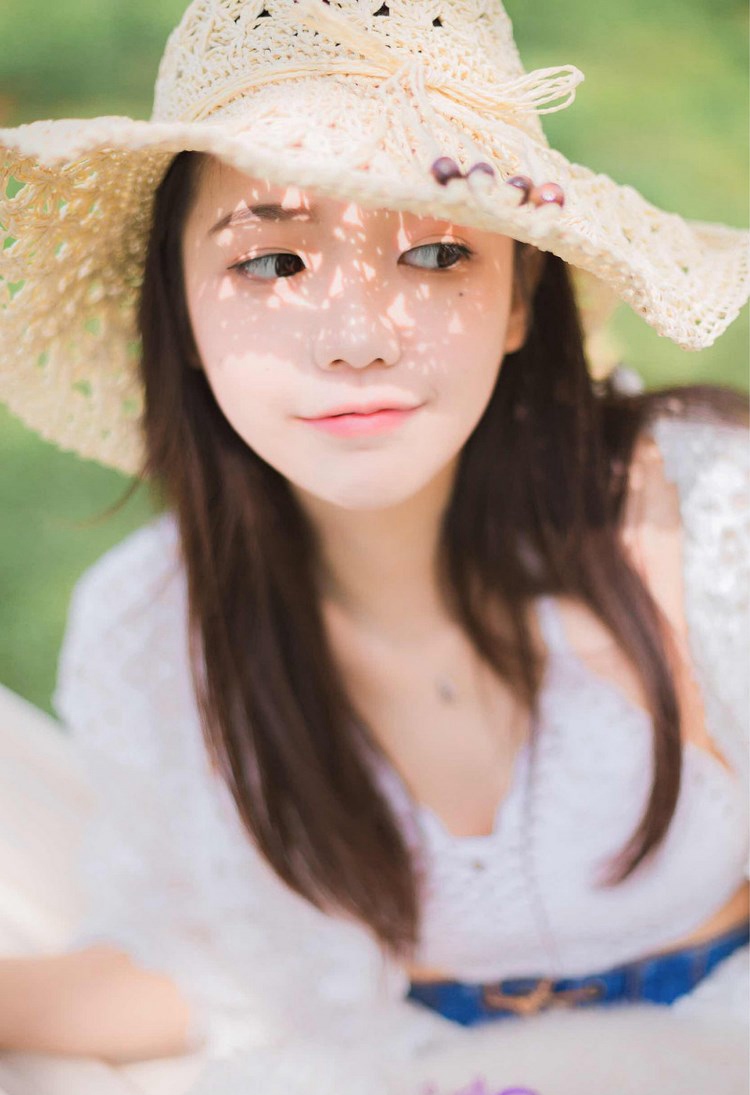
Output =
[{"x1": 311, "y1": 279, "x2": 401, "y2": 371}]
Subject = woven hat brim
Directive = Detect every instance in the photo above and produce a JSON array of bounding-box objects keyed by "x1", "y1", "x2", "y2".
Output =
[{"x1": 1, "y1": 89, "x2": 748, "y2": 477}]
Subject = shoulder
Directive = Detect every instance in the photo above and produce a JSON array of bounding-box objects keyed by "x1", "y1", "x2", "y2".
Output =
[
  {"x1": 53, "y1": 510, "x2": 186, "y2": 726},
  {"x1": 620, "y1": 405, "x2": 749, "y2": 637},
  {"x1": 629, "y1": 403, "x2": 749, "y2": 774},
  {"x1": 64, "y1": 509, "x2": 183, "y2": 645},
  {"x1": 626, "y1": 408, "x2": 749, "y2": 547},
  {"x1": 646, "y1": 409, "x2": 749, "y2": 508}
]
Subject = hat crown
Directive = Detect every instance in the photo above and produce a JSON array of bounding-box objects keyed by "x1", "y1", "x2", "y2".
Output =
[{"x1": 151, "y1": 0, "x2": 531, "y2": 128}]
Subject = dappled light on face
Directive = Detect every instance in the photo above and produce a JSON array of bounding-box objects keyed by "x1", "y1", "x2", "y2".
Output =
[
  {"x1": 358, "y1": 259, "x2": 378, "y2": 282},
  {"x1": 182, "y1": 159, "x2": 517, "y2": 409},
  {"x1": 341, "y1": 202, "x2": 367, "y2": 229},
  {"x1": 174, "y1": 157, "x2": 526, "y2": 518},
  {"x1": 383, "y1": 293, "x2": 414, "y2": 329}
]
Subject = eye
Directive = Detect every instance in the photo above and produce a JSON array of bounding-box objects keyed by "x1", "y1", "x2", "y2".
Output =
[
  {"x1": 400, "y1": 242, "x2": 475, "y2": 270},
  {"x1": 232, "y1": 252, "x2": 306, "y2": 281},
  {"x1": 229, "y1": 241, "x2": 472, "y2": 280}
]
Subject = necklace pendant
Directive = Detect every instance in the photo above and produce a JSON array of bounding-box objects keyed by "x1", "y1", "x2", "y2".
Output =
[{"x1": 436, "y1": 674, "x2": 458, "y2": 703}]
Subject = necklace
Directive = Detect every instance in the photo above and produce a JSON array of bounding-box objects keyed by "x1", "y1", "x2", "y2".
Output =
[{"x1": 435, "y1": 672, "x2": 459, "y2": 703}]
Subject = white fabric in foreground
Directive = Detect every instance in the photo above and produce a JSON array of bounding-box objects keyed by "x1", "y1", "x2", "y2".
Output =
[
  {"x1": 3, "y1": 409, "x2": 740, "y2": 1092},
  {"x1": 0, "y1": 679, "x2": 747, "y2": 1094}
]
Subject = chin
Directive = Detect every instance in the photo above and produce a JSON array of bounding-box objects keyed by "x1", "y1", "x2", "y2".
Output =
[{"x1": 300, "y1": 475, "x2": 432, "y2": 512}]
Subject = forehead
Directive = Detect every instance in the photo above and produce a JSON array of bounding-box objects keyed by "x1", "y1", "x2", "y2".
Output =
[{"x1": 197, "y1": 154, "x2": 455, "y2": 231}]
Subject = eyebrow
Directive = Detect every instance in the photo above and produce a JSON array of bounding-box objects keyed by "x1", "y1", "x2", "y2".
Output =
[{"x1": 209, "y1": 203, "x2": 320, "y2": 235}]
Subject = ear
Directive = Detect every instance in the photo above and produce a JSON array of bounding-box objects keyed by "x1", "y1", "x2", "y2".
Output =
[
  {"x1": 186, "y1": 339, "x2": 204, "y2": 370},
  {"x1": 504, "y1": 291, "x2": 530, "y2": 354},
  {"x1": 504, "y1": 244, "x2": 546, "y2": 354}
]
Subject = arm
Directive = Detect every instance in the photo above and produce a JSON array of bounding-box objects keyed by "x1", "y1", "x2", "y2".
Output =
[
  {"x1": 37, "y1": 523, "x2": 238, "y2": 1061},
  {"x1": 632, "y1": 411, "x2": 750, "y2": 827},
  {"x1": 0, "y1": 944, "x2": 193, "y2": 1063}
]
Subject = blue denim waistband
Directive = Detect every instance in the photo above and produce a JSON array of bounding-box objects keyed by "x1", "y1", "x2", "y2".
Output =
[{"x1": 406, "y1": 918, "x2": 750, "y2": 1027}]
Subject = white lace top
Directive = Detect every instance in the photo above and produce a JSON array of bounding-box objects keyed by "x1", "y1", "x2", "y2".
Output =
[
  {"x1": 52, "y1": 412, "x2": 750, "y2": 1057},
  {"x1": 373, "y1": 590, "x2": 748, "y2": 981}
]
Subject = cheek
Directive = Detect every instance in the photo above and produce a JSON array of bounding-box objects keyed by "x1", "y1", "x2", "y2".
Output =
[
  {"x1": 189, "y1": 285, "x2": 297, "y2": 403},
  {"x1": 182, "y1": 261, "x2": 304, "y2": 462},
  {"x1": 201, "y1": 361, "x2": 305, "y2": 478},
  {"x1": 190, "y1": 279, "x2": 277, "y2": 364},
  {"x1": 190, "y1": 317, "x2": 293, "y2": 452},
  {"x1": 426, "y1": 286, "x2": 507, "y2": 401},
  {"x1": 207, "y1": 357, "x2": 280, "y2": 412}
]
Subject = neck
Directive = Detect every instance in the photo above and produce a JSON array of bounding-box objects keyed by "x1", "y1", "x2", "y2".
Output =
[{"x1": 291, "y1": 456, "x2": 459, "y2": 645}]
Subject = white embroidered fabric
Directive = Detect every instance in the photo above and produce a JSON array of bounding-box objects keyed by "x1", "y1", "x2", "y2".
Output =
[
  {"x1": 375, "y1": 592, "x2": 748, "y2": 981},
  {"x1": 52, "y1": 411, "x2": 749, "y2": 1057},
  {"x1": 52, "y1": 524, "x2": 413, "y2": 1057}
]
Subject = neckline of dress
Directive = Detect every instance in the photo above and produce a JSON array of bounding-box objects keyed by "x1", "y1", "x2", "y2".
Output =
[{"x1": 372, "y1": 596, "x2": 741, "y2": 846}]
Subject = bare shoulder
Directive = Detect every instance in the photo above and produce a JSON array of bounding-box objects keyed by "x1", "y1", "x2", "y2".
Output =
[
  {"x1": 626, "y1": 402, "x2": 749, "y2": 543},
  {"x1": 621, "y1": 428, "x2": 680, "y2": 532},
  {"x1": 620, "y1": 410, "x2": 749, "y2": 629}
]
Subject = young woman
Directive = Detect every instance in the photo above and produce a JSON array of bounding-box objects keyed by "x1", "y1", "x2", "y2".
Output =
[{"x1": 0, "y1": 0, "x2": 748, "y2": 1089}]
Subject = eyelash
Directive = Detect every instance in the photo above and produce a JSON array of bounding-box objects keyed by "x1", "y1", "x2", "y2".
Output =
[{"x1": 230, "y1": 241, "x2": 475, "y2": 282}]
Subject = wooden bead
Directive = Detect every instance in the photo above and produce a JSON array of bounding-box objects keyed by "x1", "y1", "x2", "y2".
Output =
[
  {"x1": 430, "y1": 156, "x2": 463, "y2": 185},
  {"x1": 466, "y1": 160, "x2": 497, "y2": 195},
  {"x1": 506, "y1": 174, "x2": 534, "y2": 204},
  {"x1": 531, "y1": 181, "x2": 565, "y2": 208},
  {"x1": 467, "y1": 161, "x2": 496, "y2": 179}
]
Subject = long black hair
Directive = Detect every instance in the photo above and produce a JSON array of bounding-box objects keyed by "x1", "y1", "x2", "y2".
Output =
[{"x1": 115, "y1": 148, "x2": 747, "y2": 965}]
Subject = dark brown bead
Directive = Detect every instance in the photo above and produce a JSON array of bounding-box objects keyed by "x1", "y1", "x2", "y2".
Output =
[
  {"x1": 466, "y1": 161, "x2": 496, "y2": 180},
  {"x1": 506, "y1": 174, "x2": 534, "y2": 204},
  {"x1": 430, "y1": 156, "x2": 464, "y2": 185},
  {"x1": 531, "y1": 181, "x2": 565, "y2": 208}
]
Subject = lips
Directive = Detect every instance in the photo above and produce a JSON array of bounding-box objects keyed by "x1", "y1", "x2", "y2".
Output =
[
  {"x1": 304, "y1": 400, "x2": 420, "y2": 420},
  {"x1": 301, "y1": 405, "x2": 422, "y2": 437}
]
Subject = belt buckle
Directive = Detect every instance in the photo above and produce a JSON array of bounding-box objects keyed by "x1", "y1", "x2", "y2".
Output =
[
  {"x1": 482, "y1": 976, "x2": 605, "y2": 1016},
  {"x1": 482, "y1": 976, "x2": 556, "y2": 1016}
]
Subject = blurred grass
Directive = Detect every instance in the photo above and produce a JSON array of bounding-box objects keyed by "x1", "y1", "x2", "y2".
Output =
[{"x1": 0, "y1": 0, "x2": 748, "y2": 715}]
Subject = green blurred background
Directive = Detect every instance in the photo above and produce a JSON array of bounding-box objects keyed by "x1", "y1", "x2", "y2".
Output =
[{"x1": 1, "y1": 0, "x2": 748, "y2": 717}]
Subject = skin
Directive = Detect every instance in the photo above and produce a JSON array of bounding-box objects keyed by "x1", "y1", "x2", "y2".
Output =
[
  {"x1": 181, "y1": 156, "x2": 748, "y2": 981},
  {"x1": 181, "y1": 157, "x2": 529, "y2": 638}
]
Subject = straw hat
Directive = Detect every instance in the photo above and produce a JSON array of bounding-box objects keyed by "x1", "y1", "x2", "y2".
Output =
[{"x1": 1, "y1": 0, "x2": 747, "y2": 478}]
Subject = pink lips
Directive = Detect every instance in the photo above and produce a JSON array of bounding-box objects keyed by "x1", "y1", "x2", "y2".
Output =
[{"x1": 301, "y1": 406, "x2": 422, "y2": 437}]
